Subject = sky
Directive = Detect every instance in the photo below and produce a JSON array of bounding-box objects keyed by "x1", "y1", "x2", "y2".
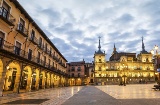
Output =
[{"x1": 18, "y1": 0, "x2": 160, "y2": 62}]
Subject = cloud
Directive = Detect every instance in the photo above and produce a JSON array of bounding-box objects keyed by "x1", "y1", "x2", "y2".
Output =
[{"x1": 18, "y1": 0, "x2": 160, "y2": 62}]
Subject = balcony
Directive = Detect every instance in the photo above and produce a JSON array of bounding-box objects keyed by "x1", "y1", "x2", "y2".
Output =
[
  {"x1": 0, "y1": 7, "x2": 15, "y2": 26},
  {"x1": 17, "y1": 23, "x2": 28, "y2": 37},
  {"x1": 37, "y1": 43, "x2": 44, "y2": 50},
  {"x1": 0, "y1": 40, "x2": 68, "y2": 77},
  {"x1": 29, "y1": 36, "x2": 38, "y2": 45}
]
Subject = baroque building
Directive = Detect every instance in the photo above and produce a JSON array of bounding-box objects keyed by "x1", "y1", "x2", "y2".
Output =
[
  {"x1": 94, "y1": 37, "x2": 155, "y2": 85},
  {"x1": 0, "y1": 0, "x2": 68, "y2": 96}
]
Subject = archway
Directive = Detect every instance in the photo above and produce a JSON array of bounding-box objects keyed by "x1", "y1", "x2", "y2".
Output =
[
  {"x1": 39, "y1": 71, "x2": 46, "y2": 89},
  {"x1": 30, "y1": 68, "x2": 39, "y2": 90},
  {"x1": 20, "y1": 66, "x2": 32, "y2": 92},
  {"x1": 46, "y1": 72, "x2": 51, "y2": 88},
  {"x1": 3, "y1": 61, "x2": 21, "y2": 93},
  {"x1": 34, "y1": 69, "x2": 39, "y2": 90},
  {"x1": 51, "y1": 74, "x2": 54, "y2": 88},
  {"x1": 54, "y1": 75, "x2": 58, "y2": 87}
]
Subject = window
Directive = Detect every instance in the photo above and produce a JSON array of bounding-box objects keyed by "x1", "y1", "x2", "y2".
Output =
[
  {"x1": 39, "y1": 37, "x2": 42, "y2": 46},
  {"x1": 45, "y1": 43, "x2": 47, "y2": 52},
  {"x1": 146, "y1": 58, "x2": 149, "y2": 62},
  {"x1": 0, "y1": 31, "x2": 5, "y2": 47},
  {"x1": 78, "y1": 73, "x2": 80, "y2": 77},
  {"x1": 72, "y1": 73, "x2": 74, "y2": 77},
  {"x1": 52, "y1": 62, "x2": 54, "y2": 68},
  {"x1": 30, "y1": 30, "x2": 35, "y2": 40},
  {"x1": 37, "y1": 52, "x2": 40, "y2": 63},
  {"x1": 50, "y1": 47, "x2": 52, "y2": 55},
  {"x1": 18, "y1": 18, "x2": 25, "y2": 32},
  {"x1": 99, "y1": 59, "x2": 101, "y2": 62},
  {"x1": 71, "y1": 67, "x2": 75, "y2": 71},
  {"x1": 44, "y1": 56, "x2": 46, "y2": 66},
  {"x1": 77, "y1": 67, "x2": 81, "y2": 71},
  {"x1": 99, "y1": 67, "x2": 101, "y2": 71},
  {"x1": 28, "y1": 49, "x2": 32, "y2": 60},
  {"x1": 15, "y1": 41, "x2": 21, "y2": 55},
  {"x1": 1, "y1": 1, "x2": 10, "y2": 19}
]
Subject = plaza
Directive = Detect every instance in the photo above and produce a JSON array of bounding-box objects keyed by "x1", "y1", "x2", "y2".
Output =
[{"x1": 0, "y1": 84, "x2": 160, "y2": 105}]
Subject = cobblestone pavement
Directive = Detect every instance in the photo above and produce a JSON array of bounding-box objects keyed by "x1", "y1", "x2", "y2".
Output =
[
  {"x1": 63, "y1": 84, "x2": 160, "y2": 105},
  {"x1": 1, "y1": 84, "x2": 160, "y2": 105},
  {"x1": 0, "y1": 86, "x2": 83, "y2": 105}
]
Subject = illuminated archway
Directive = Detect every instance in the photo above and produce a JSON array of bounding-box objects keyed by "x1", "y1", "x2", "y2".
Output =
[
  {"x1": 46, "y1": 72, "x2": 51, "y2": 88},
  {"x1": 21, "y1": 66, "x2": 32, "y2": 91},
  {"x1": 51, "y1": 74, "x2": 54, "y2": 88},
  {"x1": 4, "y1": 61, "x2": 21, "y2": 93},
  {"x1": 39, "y1": 71, "x2": 46, "y2": 89}
]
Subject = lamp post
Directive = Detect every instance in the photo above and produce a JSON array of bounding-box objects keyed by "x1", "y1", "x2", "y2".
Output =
[{"x1": 151, "y1": 45, "x2": 160, "y2": 80}]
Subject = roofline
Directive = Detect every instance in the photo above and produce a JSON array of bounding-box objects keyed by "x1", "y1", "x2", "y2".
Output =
[{"x1": 10, "y1": 0, "x2": 67, "y2": 62}]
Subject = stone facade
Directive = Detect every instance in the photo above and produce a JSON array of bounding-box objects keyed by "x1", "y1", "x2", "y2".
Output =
[
  {"x1": 0, "y1": 0, "x2": 67, "y2": 96},
  {"x1": 94, "y1": 37, "x2": 155, "y2": 85}
]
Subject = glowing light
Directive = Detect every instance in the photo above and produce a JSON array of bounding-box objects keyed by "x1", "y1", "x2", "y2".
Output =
[{"x1": 155, "y1": 45, "x2": 158, "y2": 50}]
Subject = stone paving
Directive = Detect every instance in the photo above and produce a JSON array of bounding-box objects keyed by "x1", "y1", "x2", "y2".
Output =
[
  {"x1": 1, "y1": 84, "x2": 160, "y2": 105},
  {"x1": 0, "y1": 86, "x2": 83, "y2": 105}
]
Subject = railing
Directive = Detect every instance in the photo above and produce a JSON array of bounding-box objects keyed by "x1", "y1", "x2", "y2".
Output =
[
  {"x1": 0, "y1": 7, "x2": 15, "y2": 26},
  {"x1": 0, "y1": 40, "x2": 67, "y2": 76},
  {"x1": 37, "y1": 43, "x2": 44, "y2": 50},
  {"x1": 17, "y1": 23, "x2": 28, "y2": 37},
  {"x1": 29, "y1": 36, "x2": 38, "y2": 45}
]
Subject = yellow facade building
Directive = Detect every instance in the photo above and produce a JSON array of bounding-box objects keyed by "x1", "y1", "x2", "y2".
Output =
[
  {"x1": 0, "y1": 0, "x2": 68, "y2": 96},
  {"x1": 94, "y1": 37, "x2": 155, "y2": 85}
]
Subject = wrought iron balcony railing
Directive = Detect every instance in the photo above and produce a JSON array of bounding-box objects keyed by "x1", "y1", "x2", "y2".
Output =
[
  {"x1": 0, "y1": 7, "x2": 15, "y2": 26},
  {"x1": 0, "y1": 40, "x2": 67, "y2": 76},
  {"x1": 29, "y1": 36, "x2": 38, "y2": 45},
  {"x1": 17, "y1": 23, "x2": 28, "y2": 37}
]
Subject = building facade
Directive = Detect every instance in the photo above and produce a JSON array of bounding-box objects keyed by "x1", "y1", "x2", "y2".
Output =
[
  {"x1": 0, "y1": 0, "x2": 68, "y2": 96},
  {"x1": 94, "y1": 37, "x2": 155, "y2": 85},
  {"x1": 85, "y1": 63, "x2": 94, "y2": 85},
  {"x1": 67, "y1": 61, "x2": 86, "y2": 86}
]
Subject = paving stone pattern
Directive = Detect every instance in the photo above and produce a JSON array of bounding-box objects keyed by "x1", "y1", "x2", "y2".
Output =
[{"x1": 1, "y1": 84, "x2": 160, "y2": 105}]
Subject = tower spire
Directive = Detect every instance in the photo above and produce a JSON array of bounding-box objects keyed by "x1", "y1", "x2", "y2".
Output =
[
  {"x1": 142, "y1": 36, "x2": 145, "y2": 51},
  {"x1": 112, "y1": 43, "x2": 117, "y2": 55},
  {"x1": 98, "y1": 36, "x2": 101, "y2": 51}
]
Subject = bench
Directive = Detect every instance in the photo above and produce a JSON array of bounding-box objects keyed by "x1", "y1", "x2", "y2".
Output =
[{"x1": 152, "y1": 85, "x2": 160, "y2": 91}]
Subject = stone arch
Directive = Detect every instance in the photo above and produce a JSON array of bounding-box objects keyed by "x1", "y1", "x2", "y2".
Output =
[
  {"x1": 50, "y1": 74, "x2": 54, "y2": 88},
  {"x1": 46, "y1": 72, "x2": 51, "y2": 88},
  {"x1": 23, "y1": 66, "x2": 32, "y2": 91},
  {"x1": 4, "y1": 61, "x2": 21, "y2": 92},
  {"x1": 39, "y1": 71, "x2": 46, "y2": 89}
]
